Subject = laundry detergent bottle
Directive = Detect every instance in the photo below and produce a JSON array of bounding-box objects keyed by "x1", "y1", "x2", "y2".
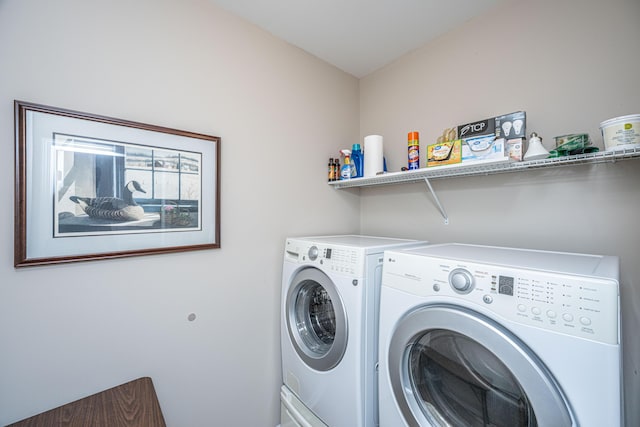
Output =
[
  {"x1": 339, "y1": 149, "x2": 354, "y2": 180},
  {"x1": 351, "y1": 143, "x2": 364, "y2": 178}
]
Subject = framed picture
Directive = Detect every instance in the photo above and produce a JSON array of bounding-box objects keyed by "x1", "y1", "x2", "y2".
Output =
[{"x1": 14, "y1": 100, "x2": 220, "y2": 267}]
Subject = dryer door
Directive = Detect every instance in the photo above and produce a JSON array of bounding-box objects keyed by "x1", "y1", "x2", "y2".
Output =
[
  {"x1": 286, "y1": 268, "x2": 348, "y2": 371},
  {"x1": 388, "y1": 304, "x2": 574, "y2": 427}
]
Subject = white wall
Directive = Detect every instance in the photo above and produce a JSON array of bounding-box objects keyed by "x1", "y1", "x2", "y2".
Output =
[
  {"x1": 0, "y1": 0, "x2": 360, "y2": 425},
  {"x1": 359, "y1": 0, "x2": 640, "y2": 425}
]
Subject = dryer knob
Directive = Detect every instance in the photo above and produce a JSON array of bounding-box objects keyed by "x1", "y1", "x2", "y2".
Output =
[
  {"x1": 308, "y1": 246, "x2": 319, "y2": 261},
  {"x1": 449, "y1": 269, "x2": 474, "y2": 294}
]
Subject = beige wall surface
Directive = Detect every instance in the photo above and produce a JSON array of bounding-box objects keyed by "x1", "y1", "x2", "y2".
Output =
[
  {"x1": 0, "y1": 0, "x2": 359, "y2": 425},
  {"x1": 2, "y1": 0, "x2": 638, "y2": 425},
  {"x1": 360, "y1": 0, "x2": 640, "y2": 425}
]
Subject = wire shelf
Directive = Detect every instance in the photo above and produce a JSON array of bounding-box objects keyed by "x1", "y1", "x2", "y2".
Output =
[{"x1": 328, "y1": 146, "x2": 640, "y2": 189}]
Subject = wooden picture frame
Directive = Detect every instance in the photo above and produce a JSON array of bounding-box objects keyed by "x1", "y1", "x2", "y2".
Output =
[{"x1": 14, "y1": 100, "x2": 220, "y2": 267}]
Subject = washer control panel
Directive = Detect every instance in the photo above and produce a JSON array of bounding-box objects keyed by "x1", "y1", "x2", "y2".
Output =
[
  {"x1": 285, "y1": 240, "x2": 363, "y2": 277},
  {"x1": 383, "y1": 252, "x2": 619, "y2": 345}
]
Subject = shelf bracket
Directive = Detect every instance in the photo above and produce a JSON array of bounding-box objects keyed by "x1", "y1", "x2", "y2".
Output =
[{"x1": 424, "y1": 178, "x2": 449, "y2": 225}]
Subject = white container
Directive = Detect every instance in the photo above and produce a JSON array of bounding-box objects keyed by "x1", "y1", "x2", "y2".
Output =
[{"x1": 600, "y1": 114, "x2": 640, "y2": 151}]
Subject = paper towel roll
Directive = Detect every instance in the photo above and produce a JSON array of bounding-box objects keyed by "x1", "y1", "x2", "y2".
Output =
[{"x1": 364, "y1": 135, "x2": 384, "y2": 177}]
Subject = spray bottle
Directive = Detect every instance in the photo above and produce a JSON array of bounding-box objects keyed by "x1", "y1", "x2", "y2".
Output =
[{"x1": 339, "y1": 149, "x2": 355, "y2": 180}]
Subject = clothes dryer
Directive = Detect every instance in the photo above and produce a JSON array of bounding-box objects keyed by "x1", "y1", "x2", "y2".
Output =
[
  {"x1": 378, "y1": 243, "x2": 622, "y2": 427},
  {"x1": 281, "y1": 235, "x2": 426, "y2": 427}
]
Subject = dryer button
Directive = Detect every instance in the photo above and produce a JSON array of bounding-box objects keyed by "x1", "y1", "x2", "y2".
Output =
[
  {"x1": 482, "y1": 295, "x2": 493, "y2": 304},
  {"x1": 563, "y1": 313, "x2": 574, "y2": 322},
  {"x1": 433, "y1": 283, "x2": 441, "y2": 292},
  {"x1": 449, "y1": 269, "x2": 474, "y2": 294},
  {"x1": 546, "y1": 310, "x2": 557, "y2": 319},
  {"x1": 531, "y1": 307, "x2": 542, "y2": 316},
  {"x1": 517, "y1": 304, "x2": 527, "y2": 313},
  {"x1": 580, "y1": 316, "x2": 592, "y2": 326},
  {"x1": 308, "y1": 246, "x2": 319, "y2": 261}
]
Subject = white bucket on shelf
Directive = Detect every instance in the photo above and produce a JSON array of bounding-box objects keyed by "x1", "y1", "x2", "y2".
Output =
[{"x1": 600, "y1": 114, "x2": 640, "y2": 151}]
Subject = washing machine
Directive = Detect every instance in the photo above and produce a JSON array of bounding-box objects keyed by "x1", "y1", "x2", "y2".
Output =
[
  {"x1": 378, "y1": 243, "x2": 622, "y2": 427},
  {"x1": 281, "y1": 235, "x2": 427, "y2": 427}
]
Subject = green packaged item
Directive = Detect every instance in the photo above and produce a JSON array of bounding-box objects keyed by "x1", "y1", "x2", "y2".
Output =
[
  {"x1": 549, "y1": 146, "x2": 599, "y2": 157},
  {"x1": 554, "y1": 134, "x2": 591, "y2": 152}
]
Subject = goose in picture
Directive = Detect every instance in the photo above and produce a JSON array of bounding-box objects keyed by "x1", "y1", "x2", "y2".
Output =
[{"x1": 70, "y1": 180, "x2": 146, "y2": 221}]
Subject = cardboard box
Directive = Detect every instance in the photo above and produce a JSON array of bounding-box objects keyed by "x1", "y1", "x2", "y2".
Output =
[
  {"x1": 457, "y1": 117, "x2": 495, "y2": 140},
  {"x1": 455, "y1": 111, "x2": 526, "y2": 164},
  {"x1": 506, "y1": 137, "x2": 525, "y2": 161},
  {"x1": 495, "y1": 111, "x2": 526, "y2": 140},
  {"x1": 461, "y1": 135, "x2": 508, "y2": 163},
  {"x1": 427, "y1": 140, "x2": 462, "y2": 167}
]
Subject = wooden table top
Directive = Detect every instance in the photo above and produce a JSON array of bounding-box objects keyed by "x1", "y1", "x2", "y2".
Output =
[{"x1": 6, "y1": 377, "x2": 166, "y2": 427}]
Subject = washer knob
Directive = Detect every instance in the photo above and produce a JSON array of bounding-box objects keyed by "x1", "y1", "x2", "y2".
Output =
[
  {"x1": 308, "y1": 246, "x2": 319, "y2": 261},
  {"x1": 449, "y1": 269, "x2": 475, "y2": 294}
]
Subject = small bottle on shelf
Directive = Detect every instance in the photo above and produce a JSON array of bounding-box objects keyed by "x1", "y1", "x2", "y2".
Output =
[{"x1": 333, "y1": 158, "x2": 340, "y2": 181}]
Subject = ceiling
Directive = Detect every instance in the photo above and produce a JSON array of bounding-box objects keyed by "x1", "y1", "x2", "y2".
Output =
[{"x1": 208, "y1": 0, "x2": 503, "y2": 77}]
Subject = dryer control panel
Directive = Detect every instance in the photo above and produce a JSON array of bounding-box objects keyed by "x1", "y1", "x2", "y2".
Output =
[
  {"x1": 383, "y1": 249, "x2": 620, "y2": 345},
  {"x1": 285, "y1": 240, "x2": 364, "y2": 277}
]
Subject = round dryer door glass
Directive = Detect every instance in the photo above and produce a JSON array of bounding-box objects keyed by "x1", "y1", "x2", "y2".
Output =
[
  {"x1": 388, "y1": 305, "x2": 573, "y2": 427},
  {"x1": 286, "y1": 268, "x2": 347, "y2": 371},
  {"x1": 409, "y1": 330, "x2": 536, "y2": 427}
]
